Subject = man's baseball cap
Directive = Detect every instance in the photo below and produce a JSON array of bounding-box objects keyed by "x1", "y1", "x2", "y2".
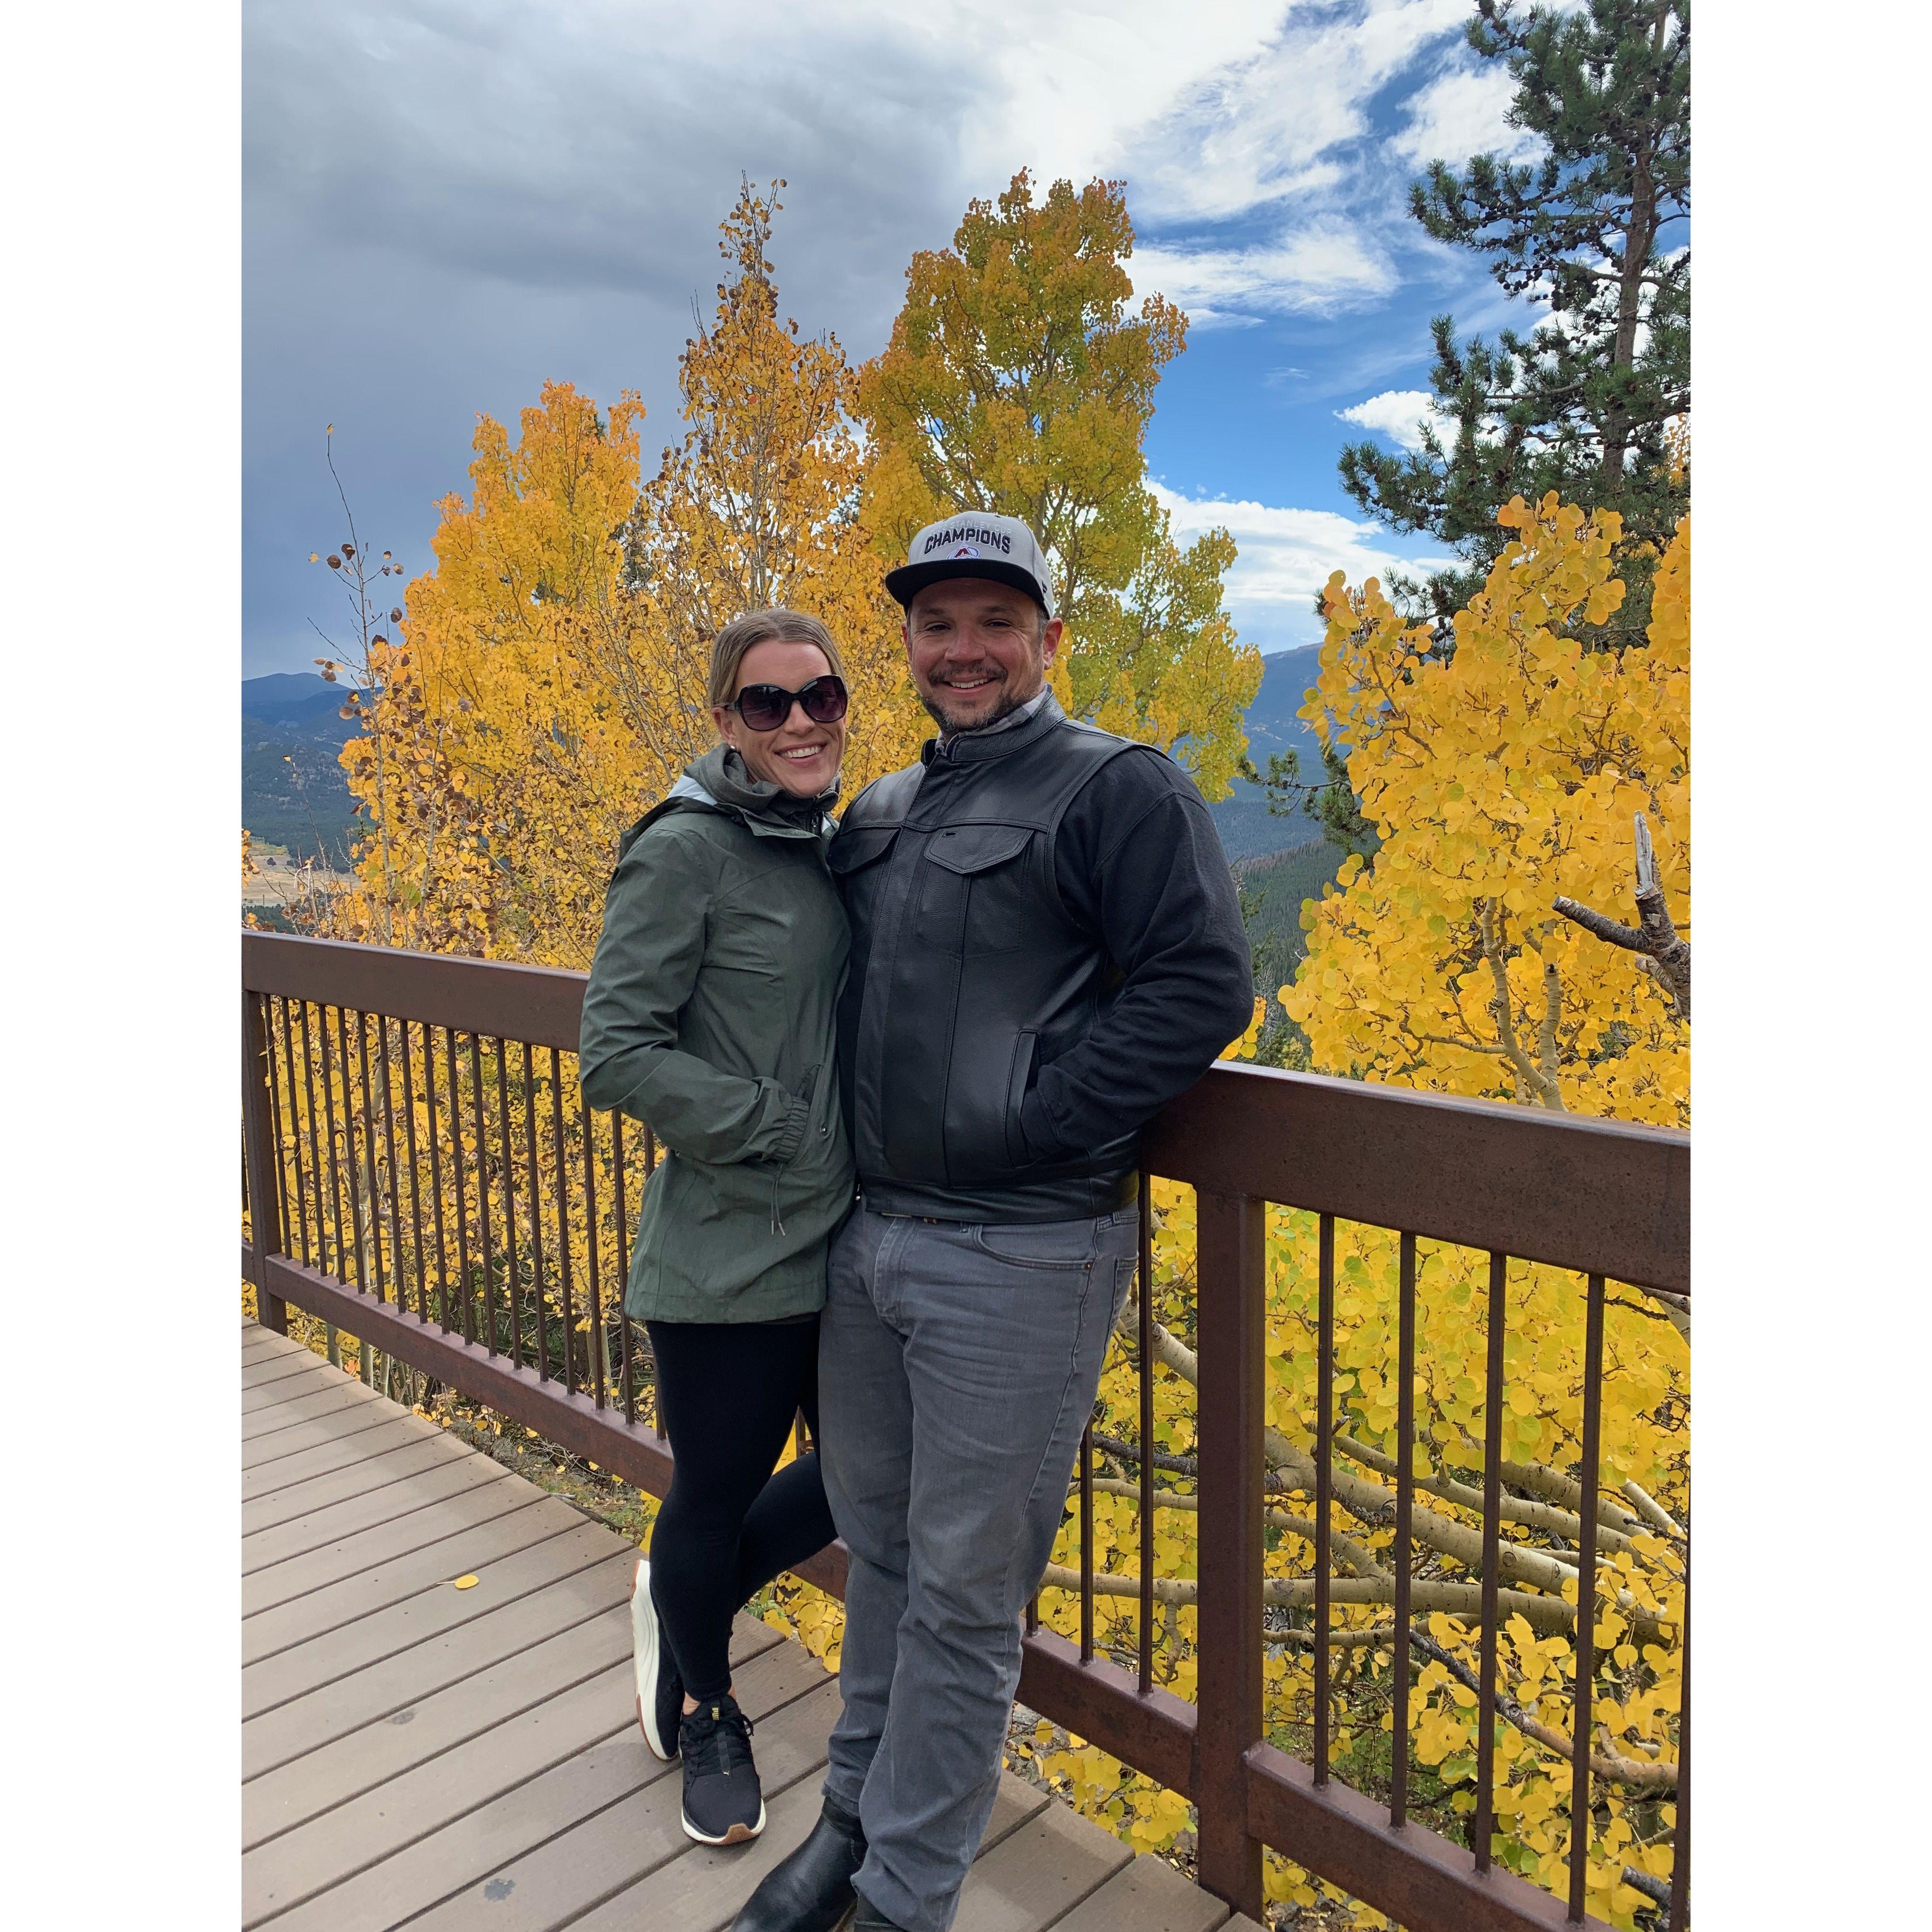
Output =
[{"x1": 884, "y1": 512, "x2": 1056, "y2": 617}]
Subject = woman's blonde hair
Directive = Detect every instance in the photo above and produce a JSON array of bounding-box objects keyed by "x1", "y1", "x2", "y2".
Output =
[{"x1": 707, "y1": 609, "x2": 845, "y2": 713}]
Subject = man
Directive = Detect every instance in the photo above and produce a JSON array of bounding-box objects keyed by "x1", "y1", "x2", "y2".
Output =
[{"x1": 731, "y1": 514, "x2": 1253, "y2": 1932}]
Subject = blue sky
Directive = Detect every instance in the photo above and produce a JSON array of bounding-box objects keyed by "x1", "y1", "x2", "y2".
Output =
[{"x1": 244, "y1": 0, "x2": 1555, "y2": 678}]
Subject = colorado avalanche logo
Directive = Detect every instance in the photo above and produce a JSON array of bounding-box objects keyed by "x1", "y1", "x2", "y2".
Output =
[{"x1": 953, "y1": 545, "x2": 980, "y2": 557}]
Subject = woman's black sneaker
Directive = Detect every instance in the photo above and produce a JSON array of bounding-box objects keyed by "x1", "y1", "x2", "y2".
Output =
[
  {"x1": 630, "y1": 1559, "x2": 683, "y2": 1762},
  {"x1": 678, "y1": 1693, "x2": 764, "y2": 1845}
]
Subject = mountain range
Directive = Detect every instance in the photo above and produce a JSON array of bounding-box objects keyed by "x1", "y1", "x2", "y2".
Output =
[{"x1": 241, "y1": 646, "x2": 1332, "y2": 868}]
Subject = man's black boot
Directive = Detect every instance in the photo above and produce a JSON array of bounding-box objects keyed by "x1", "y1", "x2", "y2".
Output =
[
  {"x1": 850, "y1": 1884, "x2": 908, "y2": 1931},
  {"x1": 727, "y1": 1796, "x2": 866, "y2": 1932}
]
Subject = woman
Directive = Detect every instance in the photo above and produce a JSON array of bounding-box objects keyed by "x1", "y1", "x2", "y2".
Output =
[{"x1": 579, "y1": 608, "x2": 855, "y2": 1849}]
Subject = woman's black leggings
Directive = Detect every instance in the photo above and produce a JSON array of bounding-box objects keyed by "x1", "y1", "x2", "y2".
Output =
[{"x1": 644, "y1": 1316, "x2": 835, "y2": 1702}]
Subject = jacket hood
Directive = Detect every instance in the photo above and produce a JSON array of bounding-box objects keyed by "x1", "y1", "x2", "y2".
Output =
[{"x1": 681, "y1": 743, "x2": 839, "y2": 837}]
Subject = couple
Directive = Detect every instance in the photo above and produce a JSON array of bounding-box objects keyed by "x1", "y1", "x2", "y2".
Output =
[{"x1": 578, "y1": 514, "x2": 1253, "y2": 1932}]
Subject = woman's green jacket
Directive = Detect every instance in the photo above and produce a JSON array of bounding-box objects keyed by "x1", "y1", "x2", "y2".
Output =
[{"x1": 578, "y1": 746, "x2": 855, "y2": 1323}]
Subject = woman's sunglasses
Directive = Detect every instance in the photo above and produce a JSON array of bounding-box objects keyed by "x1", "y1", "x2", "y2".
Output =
[{"x1": 728, "y1": 674, "x2": 850, "y2": 733}]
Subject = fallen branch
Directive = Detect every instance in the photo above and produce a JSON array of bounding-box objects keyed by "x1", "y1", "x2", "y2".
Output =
[
  {"x1": 1106, "y1": 1316, "x2": 1668, "y2": 1643},
  {"x1": 1039, "y1": 1563, "x2": 1585, "y2": 1638},
  {"x1": 1335, "y1": 1431, "x2": 1646, "y2": 1562},
  {"x1": 1409, "y1": 1627, "x2": 1679, "y2": 1794},
  {"x1": 1082, "y1": 1474, "x2": 1387, "y2": 1580}
]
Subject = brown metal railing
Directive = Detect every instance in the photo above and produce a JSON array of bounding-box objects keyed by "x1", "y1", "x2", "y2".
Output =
[{"x1": 242, "y1": 931, "x2": 1689, "y2": 1931}]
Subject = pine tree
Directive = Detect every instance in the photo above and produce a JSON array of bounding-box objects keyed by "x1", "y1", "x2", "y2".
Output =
[{"x1": 1338, "y1": 0, "x2": 1689, "y2": 642}]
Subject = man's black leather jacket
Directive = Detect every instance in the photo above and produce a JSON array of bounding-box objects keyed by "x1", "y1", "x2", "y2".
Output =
[{"x1": 829, "y1": 695, "x2": 1254, "y2": 1223}]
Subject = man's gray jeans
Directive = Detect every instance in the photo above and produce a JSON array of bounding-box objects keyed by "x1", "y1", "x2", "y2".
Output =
[{"x1": 818, "y1": 1201, "x2": 1138, "y2": 1932}]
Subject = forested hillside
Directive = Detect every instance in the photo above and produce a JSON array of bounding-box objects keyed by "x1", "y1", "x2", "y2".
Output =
[
  {"x1": 241, "y1": 673, "x2": 358, "y2": 866},
  {"x1": 244, "y1": 649, "x2": 1330, "y2": 871}
]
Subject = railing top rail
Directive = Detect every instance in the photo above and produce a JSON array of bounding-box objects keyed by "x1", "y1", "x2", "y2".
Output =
[{"x1": 243, "y1": 930, "x2": 1689, "y2": 1294}]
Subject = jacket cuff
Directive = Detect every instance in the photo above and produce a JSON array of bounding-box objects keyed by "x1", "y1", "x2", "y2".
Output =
[{"x1": 769, "y1": 1092, "x2": 811, "y2": 1166}]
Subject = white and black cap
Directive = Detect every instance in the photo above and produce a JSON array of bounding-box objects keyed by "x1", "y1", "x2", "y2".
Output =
[{"x1": 884, "y1": 512, "x2": 1055, "y2": 617}]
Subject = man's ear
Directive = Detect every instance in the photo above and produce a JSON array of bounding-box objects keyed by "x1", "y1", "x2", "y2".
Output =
[{"x1": 1041, "y1": 616, "x2": 1064, "y2": 667}]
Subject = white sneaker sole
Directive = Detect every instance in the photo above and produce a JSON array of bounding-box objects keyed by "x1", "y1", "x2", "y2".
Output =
[
  {"x1": 631, "y1": 1558, "x2": 674, "y2": 1762},
  {"x1": 679, "y1": 1796, "x2": 767, "y2": 1847}
]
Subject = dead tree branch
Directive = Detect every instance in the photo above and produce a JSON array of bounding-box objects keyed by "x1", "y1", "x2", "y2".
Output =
[{"x1": 1554, "y1": 812, "x2": 1690, "y2": 1019}]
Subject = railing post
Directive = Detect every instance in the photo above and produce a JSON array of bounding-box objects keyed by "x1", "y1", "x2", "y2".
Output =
[
  {"x1": 1194, "y1": 1187, "x2": 1266, "y2": 1919},
  {"x1": 242, "y1": 988, "x2": 288, "y2": 1334}
]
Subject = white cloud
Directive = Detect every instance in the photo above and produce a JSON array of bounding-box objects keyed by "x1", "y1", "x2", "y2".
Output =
[
  {"x1": 1390, "y1": 59, "x2": 1544, "y2": 169},
  {"x1": 1123, "y1": 0, "x2": 1470, "y2": 223},
  {"x1": 1132, "y1": 221, "x2": 1396, "y2": 322},
  {"x1": 1154, "y1": 481, "x2": 1449, "y2": 649},
  {"x1": 1335, "y1": 387, "x2": 1449, "y2": 451}
]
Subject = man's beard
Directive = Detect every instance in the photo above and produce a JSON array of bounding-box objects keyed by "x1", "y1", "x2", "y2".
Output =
[{"x1": 920, "y1": 673, "x2": 1033, "y2": 736}]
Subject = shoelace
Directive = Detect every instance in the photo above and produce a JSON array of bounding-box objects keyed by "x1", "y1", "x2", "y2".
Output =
[{"x1": 681, "y1": 1700, "x2": 756, "y2": 1779}]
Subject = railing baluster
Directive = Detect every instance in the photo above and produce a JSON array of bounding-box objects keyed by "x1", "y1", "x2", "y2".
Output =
[
  {"x1": 278, "y1": 997, "x2": 311, "y2": 1269},
  {"x1": 1671, "y1": 1527, "x2": 1690, "y2": 1931},
  {"x1": 500, "y1": 1041, "x2": 523, "y2": 1369},
  {"x1": 260, "y1": 997, "x2": 292, "y2": 1265},
  {"x1": 1391, "y1": 1230, "x2": 1416, "y2": 1829},
  {"x1": 333, "y1": 1007, "x2": 367, "y2": 1293},
  {"x1": 299, "y1": 1002, "x2": 331, "y2": 1276},
  {"x1": 1079, "y1": 1418, "x2": 1094, "y2": 1662},
  {"x1": 471, "y1": 1035, "x2": 494, "y2": 1355},
  {"x1": 552, "y1": 1046, "x2": 575, "y2": 1396},
  {"x1": 400, "y1": 1021, "x2": 426, "y2": 1323},
  {"x1": 1475, "y1": 1250, "x2": 1507, "y2": 1870},
  {"x1": 526, "y1": 1043, "x2": 547, "y2": 1380},
  {"x1": 447, "y1": 1028, "x2": 472, "y2": 1346},
  {"x1": 376, "y1": 1014, "x2": 403, "y2": 1313},
  {"x1": 424, "y1": 1026, "x2": 449, "y2": 1331},
  {"x1": 1194, "y1": 1187, "x2": 1265, "y2": 1920},
  {"x1": 320, "y1": 1006, "x2": 350, "y2": 1285},
  {"x1": 1137, "y1": 1170, "x2": 1153, "y2": 1695},
  {"x1": 613, "y1": 1112, "x2": 635, "y2": 1426},
  {"x1": 1569, "y1": 1272, "x2": 1606, "y2": 1922},
  {"x1": 582, "y1": 1088, "x2": 604, "y2": 1409},
  {"x1": 1314, "y1": 1211, "x2": 1334, "y2": 1785},
  {"x1": 356, "y1": 1011, "x2": 386, "y2": 1302}
]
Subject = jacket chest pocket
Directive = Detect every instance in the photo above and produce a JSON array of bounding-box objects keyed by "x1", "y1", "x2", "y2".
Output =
[
  {"x1": 827, "y1": 825, "x2": 899, "y2": 931},
  {"x1": 915, "y1": 824, "x2": 1036, "y2": 956}
]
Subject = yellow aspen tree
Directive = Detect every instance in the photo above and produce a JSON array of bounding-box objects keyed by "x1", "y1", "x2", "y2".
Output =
[
  {"x1": 1282, "y1": 497, "x2": 1690, "y2": 1128},
  {"x1": 857, "y1": 170, "x2": 1259, "y2": 792},
  {"x1": 336, "y1": 184, "x2": 925, "y2": 966},
  {"x1": 627, "y1": 178, "x2": 925, "y2": 793}
]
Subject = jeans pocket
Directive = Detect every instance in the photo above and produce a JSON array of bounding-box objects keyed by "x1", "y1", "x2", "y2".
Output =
[{"x1": 969, "y1": 1219, "x2": 1101, "y2": 1271}]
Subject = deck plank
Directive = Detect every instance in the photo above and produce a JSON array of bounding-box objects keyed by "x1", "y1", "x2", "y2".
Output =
[
  {"x1": 242, "y1": 1412, "x2": 444, "y2": 1502},
  {"x1": 257, "y1": 1621, "x2": 803, "y2": 1932},
  {"x1": 241, "y1": 1451, "x2": 510, "y2": 1574},
  {"x1": 243, "y1": 1518, "x2": 631, "y2": 1718},
  {"x1": 242, "y1": 1431, "x2": 473, "y2": 1533},
  {"x1": 952, "y1": 1799, "x2": 1135, "y2": 1932},
  {"x1": 242, "y1": 1359, "x2": 347, "y2": 1410},
  {"x1": 243, "y1": 1378, "x2": 387, "y2": 1440},
  {"x1": 243, "y1": 1660, "x2": 636, "y2": 1928},
  {"x1": 242, "y1": 1472, "x2": 541, "y2": 1617},
  {"x1": 1051, "y1": 1854, "x2": 1231, "y2": 1932},
  {"x1": 243, "y1": 1349, "x2": 339, "y2": 1391},
  {"x1": 571, "y1": 1772, "x2": 1051, "y2": 1932},
  {"x1": 242, "y1": 1395, "x2": 414, "y2": 1471},
  {"x1": 242, "y1": 1494, "x2": 583, "y2": 1665},
  {"x1": 405, "y1": 1674, "x2": 843, "y2": 1932},
  {"x1": 242, "y1": 1552, "x2": 635, "y2": 1787},
  {"x1": 244, "y1": 1597, "x2": 633, "y2": 1853}
]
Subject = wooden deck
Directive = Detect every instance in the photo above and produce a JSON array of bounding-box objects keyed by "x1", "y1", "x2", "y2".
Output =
[{"x1": 242, "y1": 1320, "x2": 1253, "y2": 1932}]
